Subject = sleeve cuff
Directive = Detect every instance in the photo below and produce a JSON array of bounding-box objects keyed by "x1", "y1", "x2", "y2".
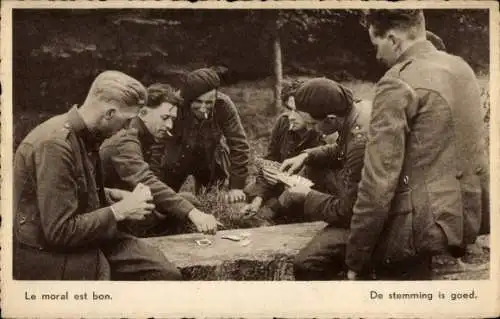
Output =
[
  {"x1": 99, "y1": 207, "x2": 119, "y2": 239},
  {"x1": 229, "y1": 175, "x2": 247, "y2": 189},
  {"x1": 169, "y1": 198, "x2": 195, "y2": 220},
  {"x1": 303, "y1": 189, "x2": 329, "y2": 219}
]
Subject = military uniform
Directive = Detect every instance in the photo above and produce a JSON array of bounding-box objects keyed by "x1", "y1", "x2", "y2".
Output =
[
  {"x1": 244, "y1": 114, "x2": 324, "y2": 223},
  {"x1": 13, "y1": 106, "x2": 181, "y2": 280},
  {"x1": 292, "y1": 100, "x2": 372, "y2": 280},
  {"x1": 100, "y1": 117, "x2": 200, "y2": 237},
  {"x1": 162, "y1": 92, "x2": 250, "y2": 191},
  {"x1": 346, "y1": 40, "x2": 490, "y2": 279}
]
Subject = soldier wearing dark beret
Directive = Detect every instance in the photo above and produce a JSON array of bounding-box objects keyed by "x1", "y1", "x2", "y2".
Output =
[
  {"x1": 162, "y1": 68, "x2": 251, "y2": 204},
  {"x1": 262, "y1": 77, "x2": 372, "y2": 280}
]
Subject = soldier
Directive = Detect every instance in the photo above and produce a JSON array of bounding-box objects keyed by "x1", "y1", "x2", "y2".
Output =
[
  {"x1": 100, "y1": 83, "x2": 221, "y2": 237},
  {"x1": 241, "y1": 78, "x2": 325, "y2": 225},
  {"x1": 346, "y1": 10, "x2": 489, "y2": 280},
  {"x1": 13, "y1": 71, "x2": 182, "y2": 280},
  {"x1": 268, "y1": 78, "x2": 371, "y2": 280},
  {"x1": 162, "y1": 67, "x2": 250, "y2": 203}
]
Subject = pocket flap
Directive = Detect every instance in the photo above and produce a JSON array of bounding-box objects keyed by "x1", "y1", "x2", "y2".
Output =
[{"x1": 390, "y1": 190, "x2": 412, "y2": 215}]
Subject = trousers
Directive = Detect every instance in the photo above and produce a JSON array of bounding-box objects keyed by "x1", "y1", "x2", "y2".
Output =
[
  {"x1": 14, "y1": 233, "x2": 182, "y2": 281},
  {"x1": 293, "y1": 225, "x2": 433, "y2": 281},
  {"x1": 100, "y1": 232, "x2": 183, "y2": 281}
]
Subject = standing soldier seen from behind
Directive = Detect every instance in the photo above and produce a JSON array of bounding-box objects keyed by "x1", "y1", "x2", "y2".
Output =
[
  {"x1": 345, "y1": 10, "x2": 489, "y2": 280},
  {"x1": 13, "y1": 71, "x2": 184, "y2": 280},
  {"x1": 162, "y1": 67, "x2": 250, "y2": 204}
]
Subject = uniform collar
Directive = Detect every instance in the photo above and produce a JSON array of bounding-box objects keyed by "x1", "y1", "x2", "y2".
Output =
[
  {"x1": 337, "y1": 102, "x2": 361, "y2": 145},
  {"x1": 66, "y1": 105, "x2": 101, "y2": 152},
  {"x1": 130, "y1": 117, "x2": 155, "y2": 147},
  {"x1": 396, "y1": 40, "x2": 436, "y2": 65}
]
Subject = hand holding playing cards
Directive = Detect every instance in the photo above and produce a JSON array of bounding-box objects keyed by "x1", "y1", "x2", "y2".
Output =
[
  {"x1": 111, "y1": 183, "x2": 155, "y2": 221},
  {"x1": 280, "y1": 152, "x2": 309, "y2": 174},
  {"x1": 105, "y1": 187, "x2": 131, "y2": 204},
  {"x1": 262, "y1": 166, "x2": 280, "y2": 185}
]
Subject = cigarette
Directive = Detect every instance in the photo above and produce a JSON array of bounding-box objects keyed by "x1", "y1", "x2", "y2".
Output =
[
  {"x1": 165, "y1": 130, "x2": 173, "y2": 137},
  {"x1": 203, "y1": 112, "x2": 208, "y2": 120}
]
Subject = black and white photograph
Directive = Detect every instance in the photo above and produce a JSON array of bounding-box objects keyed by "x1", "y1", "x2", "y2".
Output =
[{"x1": 1, "y1": 1, "x2": 498, "y2": 317}]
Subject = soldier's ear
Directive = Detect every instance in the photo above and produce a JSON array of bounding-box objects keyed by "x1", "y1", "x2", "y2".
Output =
[
  {"x1": 104, "y1": 108, "x2": 116, "y2": 120},
  {"x1": 387, "y1": 31, "x2": 397, "y2": 45},
  {"x1": 387, "y1": 31, "x2": 404, "y2": 51}
]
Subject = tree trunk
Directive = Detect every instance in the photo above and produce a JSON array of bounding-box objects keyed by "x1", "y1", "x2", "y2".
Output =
[{"x1": 273, "y1": 18, "x2": 283, "y2": 113}]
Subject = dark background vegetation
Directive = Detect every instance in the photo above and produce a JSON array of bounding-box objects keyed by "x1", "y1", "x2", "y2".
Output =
[{"x1": 13, "y1": 9, "x2": 489, "y2": 116}]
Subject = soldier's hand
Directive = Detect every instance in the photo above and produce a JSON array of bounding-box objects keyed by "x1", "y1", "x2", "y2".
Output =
[
  {"x1": 188, "y1": 208, "x2": 221, "y2": 234},
  {"x1": 225, "y1": 189, "x2": 247, "y2": 204},
  {"x1": 239, "y1": 196, "x2": 263, "y2": 219},
  {"x1": 287, "y1": 184, "x2": 312, "y2": 197},
  {"x1": 111, "y1": 183, "x2": 155, "y2": 221},
  {"x1": 105, "y1": 188, "x2": 131, "y2": 204},
  {"x1": 280, "y1": 152, "x2": 309, "y2": 174},
  {"x1": 261, "y1": 167, "x2": 280, "y2": 185}
]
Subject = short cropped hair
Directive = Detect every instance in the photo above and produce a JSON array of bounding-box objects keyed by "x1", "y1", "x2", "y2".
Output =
[
  {"x1": 146, "y1": 83, "x2": 183, "y2": 108},
  {"x1": 365, "y1": 9, "x2": 425, "y2": 40},
  {"x1": 87, "y1": 70, "x2": 146, "y2": 108},
  {"x1": 281, "y1": 78, "x2": 305, "y2": 102}
]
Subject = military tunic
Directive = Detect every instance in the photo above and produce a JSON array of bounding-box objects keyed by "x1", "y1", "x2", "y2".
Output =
[
  {"x1": 346, "y1": 40, "x2": 489, "y2": 277},
  {"x1": 293, "y1": 100, "x2": 372, "y2": 280},
  {"x1": 162, "y1": 92, "x2": 250, "y2": 191},
  {"x1": 100, "y1": 117, "x2": 200, "y2": 237},
  {"x1": 13, "y1": 106, "x2": 181, "y2": 280}
]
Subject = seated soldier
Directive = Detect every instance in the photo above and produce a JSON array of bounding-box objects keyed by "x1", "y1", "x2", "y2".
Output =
[
  {"x1": 162, "y1": 67, "x2": 250, "y2": 204},
  {"x1": 100, "y1": 83, "x2": 221, "y2": 237},
  {"x1": 14, "y1": 70, "x2": 182, "y2": 280},
  {"x1": 267, "y1": 78, "x2": 372, "y2": 280},
  {"x1": 241, "y1": 79, "x2": 334, "y2": 225}
]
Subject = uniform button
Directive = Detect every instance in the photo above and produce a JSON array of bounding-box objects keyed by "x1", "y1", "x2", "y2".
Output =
[
  {"x1": 385, "y1": 258, "x2": 391, "y2": 264},
  {"x1": 456, "y1": 171, "x2": 463, "y2": 179},
  {"x1": 403, "y1": 175, "x2": 409, "y2": 185}
]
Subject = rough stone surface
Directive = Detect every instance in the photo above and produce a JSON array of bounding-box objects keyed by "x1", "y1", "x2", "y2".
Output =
[{"x1": 144, "y1": 222, "x2": 490, "y2": 281}]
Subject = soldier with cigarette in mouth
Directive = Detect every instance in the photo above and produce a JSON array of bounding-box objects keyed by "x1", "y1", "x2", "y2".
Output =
[
  {"x1": 13, "y1": 71, "x2": 183, "y2": 280},
  {"x1": 162, "y1": 67, "x2": 251, "y2": 204},
  {"x1": 100, "y1": 83, "x2": 221, "y2": 237}
]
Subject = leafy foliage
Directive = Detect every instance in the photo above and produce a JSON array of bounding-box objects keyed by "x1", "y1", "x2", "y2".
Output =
[{"x1": 13, "y1": 9, "x2": 489, "y2": 116}]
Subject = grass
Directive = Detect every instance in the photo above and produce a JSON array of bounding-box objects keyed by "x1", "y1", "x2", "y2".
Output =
[
  {"x1": 192, "y1": 75, "x2": 491, "y2": 231},
  {"x1": 13, "y1": 75, "x2": 490, "y2": 233}
]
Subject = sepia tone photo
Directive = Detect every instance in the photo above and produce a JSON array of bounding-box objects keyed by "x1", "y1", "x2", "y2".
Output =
[{"x1": 1, "y1": 1, "x2": 498, "y2": 317}]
